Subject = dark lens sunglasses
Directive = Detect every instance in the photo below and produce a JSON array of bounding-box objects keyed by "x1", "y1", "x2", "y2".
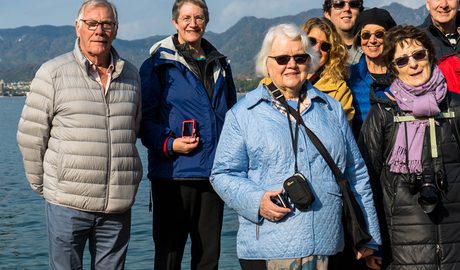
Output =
[
  {"x1": 360, "y1": 30, "x2": 386, "y2": 40},
  {"x1": 268, "y1": 54, "x2": 310, "y2": 65},
  {"x1": 331, "y1": 0, "x2": 361, "y2": 9},
  {"x1": 392, "y1": 49, "x2": 428, "y2": 68},
  {"x1": 308, "y1": 37, "x2": 332, "y2": 52}
]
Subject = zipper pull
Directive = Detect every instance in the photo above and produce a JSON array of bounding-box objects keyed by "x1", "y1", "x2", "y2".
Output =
[{"x1": 256, "y1": 224, "x2": 259, "y2": 240}]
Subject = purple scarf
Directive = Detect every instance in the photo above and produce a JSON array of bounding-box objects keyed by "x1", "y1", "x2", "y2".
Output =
[{"x1": 388, "y1": 65, "x2": 447, "y2": 174}]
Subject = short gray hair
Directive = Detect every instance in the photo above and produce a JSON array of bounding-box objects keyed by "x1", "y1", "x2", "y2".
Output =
[
  {"x1": 76, "y1": 0, "x2": 118, "y2": 25},
  {"x1": 255, "y1": 23, "x2": 319, "y2": 78},
  {"x1": 172, "y1": 0, "x2": 209, "y2": 22}
]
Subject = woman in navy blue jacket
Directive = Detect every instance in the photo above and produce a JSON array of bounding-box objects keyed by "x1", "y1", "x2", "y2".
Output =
[{"x1": 138, "y1": 0, "x2": 236, "y2": 269}]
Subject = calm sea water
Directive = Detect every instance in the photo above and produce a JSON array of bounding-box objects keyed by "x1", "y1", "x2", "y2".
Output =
[{"x1": 0, "y1": 97, "x2": 241, "y2": 269}]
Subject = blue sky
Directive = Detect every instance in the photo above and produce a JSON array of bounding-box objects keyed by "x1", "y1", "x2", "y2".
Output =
[{"x1": 1, "y1": 0, "x2": 425, "y2": 40}]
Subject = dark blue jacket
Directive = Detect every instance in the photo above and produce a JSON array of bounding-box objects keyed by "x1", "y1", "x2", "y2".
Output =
[
  {"x1": 139, "y1": 35, "x2": 236, "y2": 180},
  {"x1": 418, "y1": 12, "x2": 460, "y2": 60}
]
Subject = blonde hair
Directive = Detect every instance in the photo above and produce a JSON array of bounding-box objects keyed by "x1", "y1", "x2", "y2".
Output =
[{"x1": 301, "y1": 17, "x2": 349, "y2": 82}]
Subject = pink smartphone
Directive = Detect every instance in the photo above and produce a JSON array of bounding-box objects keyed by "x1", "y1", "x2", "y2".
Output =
[{"x1": 182, "y1": 120, "x2": 197, "y2": 138}]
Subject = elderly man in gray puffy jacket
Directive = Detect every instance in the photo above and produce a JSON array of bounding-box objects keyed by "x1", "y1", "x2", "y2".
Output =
[{"x1": 16, "y1": 0, "x2": 142, "y2": 269}]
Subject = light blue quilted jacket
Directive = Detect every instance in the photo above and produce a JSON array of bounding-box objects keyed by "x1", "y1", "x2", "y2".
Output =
[{"x1": 210, "y1": 83, "x2": 381, "y2": 259}]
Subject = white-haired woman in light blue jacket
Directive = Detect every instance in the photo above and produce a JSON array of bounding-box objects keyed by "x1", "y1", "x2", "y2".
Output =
[{"x1": 210, "y1": 23, "x2": 381, "y2": 270}]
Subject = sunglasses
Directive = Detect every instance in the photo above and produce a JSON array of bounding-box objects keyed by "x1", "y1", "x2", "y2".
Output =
[
  {"x1": 268, "y1": 54, "x2": 310, "y2": 65},
  {"x1": 331, "y1": 0, "x2": 362, "y2": 9},
  {"x1": 360, "y1": 30, "x2": 386, "y2": 40},
  {"x1": 392, "y1": 49, "x2": 428, "y2": 68},
  {"x1": 308, "y1": 37, "x2": 332, "y2": 52}
]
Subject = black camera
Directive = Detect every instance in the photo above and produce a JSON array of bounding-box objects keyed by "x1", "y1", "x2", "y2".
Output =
[
  {"x1": 283, "y1": 173, "x2": 315, "y2": 211},
  {"x1": 270, "y1": 193, "x2": 290, "y2": 209},
  {"x1": 409, "y1": 168, "x2": 443, "y2": 214}
]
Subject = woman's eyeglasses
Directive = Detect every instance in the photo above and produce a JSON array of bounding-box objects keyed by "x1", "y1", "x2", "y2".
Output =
[
  {"x1": 331, "y1": 1, "x2": 362, "y2": 10},
  {"x1": 178, "y1": 16, "x2": 205, "y2": 25},
  {"x1": 360, "y1": 30, "x2": 386, "y2": 40},
  {"x1": 392, "y1": 49, "x2": 428, "y2": 68},
  {"x1": 268, "y1": 54, "x2": 310, "y2": 65},
  {"x1": 308, "y1": 37, "x2": 332, "y2": 52}
]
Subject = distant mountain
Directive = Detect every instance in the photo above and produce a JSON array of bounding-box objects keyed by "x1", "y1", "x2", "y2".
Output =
[{"x1": 0, "y1": 3, "x2": 426, "y2": 82}]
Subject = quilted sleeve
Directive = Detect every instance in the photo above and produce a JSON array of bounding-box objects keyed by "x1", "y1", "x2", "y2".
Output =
[
  {"x1": 17, "y1": 65, "x2": 55, "y2": 197},
  {"x1": 210, "y1": 109, "x2": 266, "y2": 223}
]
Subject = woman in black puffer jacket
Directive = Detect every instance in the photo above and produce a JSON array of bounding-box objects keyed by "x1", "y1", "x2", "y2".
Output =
[{"x1": 358, "y1": 25, "x2": 460, "y2": 270}]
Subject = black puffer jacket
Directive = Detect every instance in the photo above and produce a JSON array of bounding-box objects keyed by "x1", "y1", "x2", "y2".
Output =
[{"x1": 358, "y1": 77, "x2": 460, "y2": 269}]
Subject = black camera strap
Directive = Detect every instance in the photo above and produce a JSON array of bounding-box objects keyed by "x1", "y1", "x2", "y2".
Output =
[
  {"x1": 267, "y1": 83, "x2": 301, "y2": 173},
  {"x1": 266, "y1": 83, "x2": 347, "y2": 185}
]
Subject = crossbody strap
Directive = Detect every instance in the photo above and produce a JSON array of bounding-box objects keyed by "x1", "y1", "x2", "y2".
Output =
[
  {"x1": 292, "y1": 109, "x2": 348, "y2": 185},
  {"x1": 267, "y1": 83, "x2": 301, "y2": 173},
  {"x1": 266, "y1": 83, "x2": 347, "y2": 185}
]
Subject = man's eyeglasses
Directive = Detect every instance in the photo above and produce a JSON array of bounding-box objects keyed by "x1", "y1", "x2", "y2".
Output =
[
  {"x1": 360, "y1": 30, "x2": 386, "y2": 40},
  {"x1": 80, "y1": 20, "x2": 116, "y2": 31},
  {"x1": 331, "y1": 1, "x2": 362, "y2": 10},
  {"x1": 392, "y1": 49, "x2": 428, "y2": 68},
  {"x1": 268, "y1": 54, "x2": 310, "y2": 65},
  {"x1": 308, "y1": 37, "x2": 332, "y2": 52},
  {"x1": 178, "y1": 16, "x2": 206, "y2": 25}
]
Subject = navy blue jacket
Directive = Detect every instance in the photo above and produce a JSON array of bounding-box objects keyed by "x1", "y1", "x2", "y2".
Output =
[
  {"x1": 418, "y1": 12, "x2": 460, "y2": 60},
  {"x1": 139, "y1": 35, "x2": 236, "y2": 180}
]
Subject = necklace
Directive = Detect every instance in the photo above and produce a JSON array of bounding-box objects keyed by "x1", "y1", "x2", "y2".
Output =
[{"x1": 370, "y1": 73, "x2": 377, "y2": 81}]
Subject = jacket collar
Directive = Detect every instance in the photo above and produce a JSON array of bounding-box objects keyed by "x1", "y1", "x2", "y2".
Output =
[
  {"x1": 356, "y1": 53, "x2": 391, "y2": 84},
  {"x1": 148, "y1": 36, "x2": 188, "y2": 67},
  {"x1": 73, "y1": 38, "x2": 124, "y2": 80},
  {"x1": 356, "y1": 53, "x2": 370, "y2": 79},
  {"x1": 149, "y1": 35, "x2": 224, "y2": 64},
  {"x1": 422, "y1": 11, "x2": 460, "y2": 37},
  {"x1": 369, "y1": 75, "x2": 399, "y2": 111},
  {"x1": 314, "y1": 78, "x2": 341, "y2": 91},
  {"x1": 246, "y1": 81, "x2": 331, "y2": 110}
]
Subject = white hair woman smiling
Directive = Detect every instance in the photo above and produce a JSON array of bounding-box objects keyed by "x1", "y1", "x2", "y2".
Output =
[
  {"x1": 254, "y1": 23, "x2": 319, "y2": 103},
  {"x1": 211, "y1": 23, "x2": 381, "y2": 270},
  {"x1": 255, "y1": 23, "x2": 319, "y2": 78}
]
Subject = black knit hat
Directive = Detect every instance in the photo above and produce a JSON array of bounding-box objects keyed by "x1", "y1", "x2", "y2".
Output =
[{"x1": 352, "y1": 7, "x2": 397, "y2": 36}]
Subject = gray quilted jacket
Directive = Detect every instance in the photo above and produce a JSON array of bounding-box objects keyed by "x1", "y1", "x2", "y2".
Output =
[{"x1": 17, "y1": 39, "x2": 143, "y2": 213}]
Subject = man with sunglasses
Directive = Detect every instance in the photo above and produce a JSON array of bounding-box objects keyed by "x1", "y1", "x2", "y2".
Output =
[
  {"x1": 17, "y1": 0, "x2": 142, "y2": 269},
  {"x1": 418, "y1": 0, "x2": 460, "y2": 60},
  {"x1": 323, "y1": 0, "x2": 364, "y2": 65}
]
